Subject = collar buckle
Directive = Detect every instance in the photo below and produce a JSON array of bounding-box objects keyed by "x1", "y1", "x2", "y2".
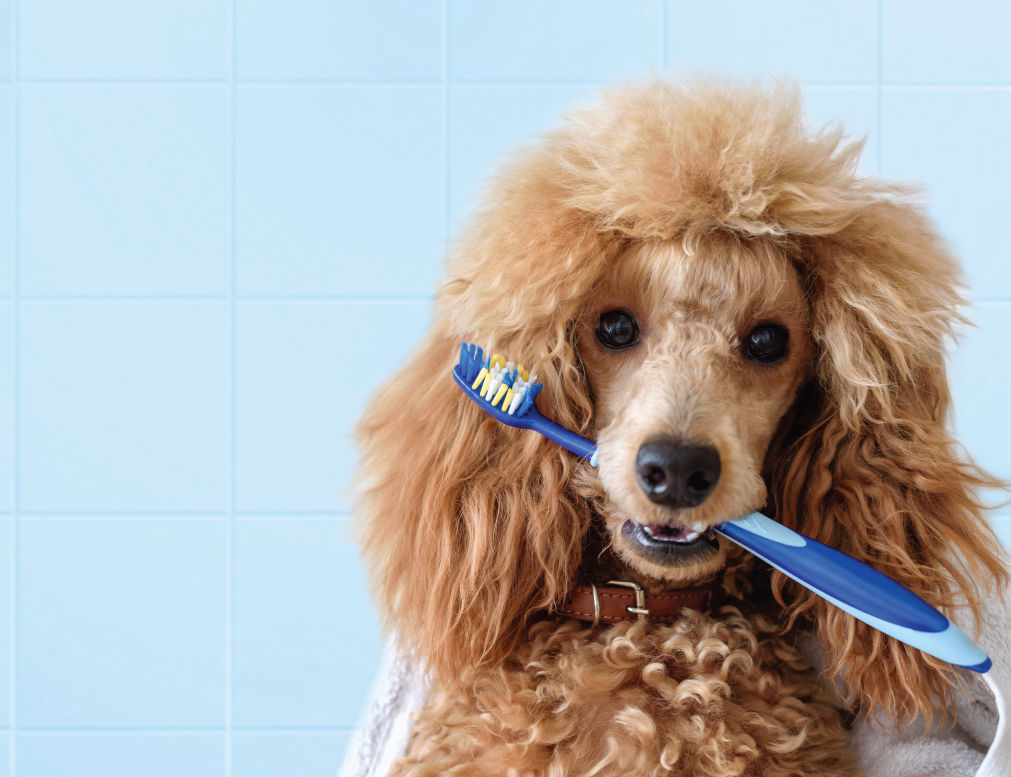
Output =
[{"x1": 606, "y1": 579, "x2": 650, "y2": 622}]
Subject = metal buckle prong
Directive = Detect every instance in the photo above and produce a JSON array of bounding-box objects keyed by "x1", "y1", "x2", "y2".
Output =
[{"x1": 607, "y1": 579, "x2": 650, "y2": 622}]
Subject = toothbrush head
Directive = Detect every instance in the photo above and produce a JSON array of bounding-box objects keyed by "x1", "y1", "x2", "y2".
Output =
[
  {"x1": 453, "y1": 341, "x2": 599, "y2": 463},
  {"x1": 453, "y1": 341, "x2": 546, "y2": 430}
]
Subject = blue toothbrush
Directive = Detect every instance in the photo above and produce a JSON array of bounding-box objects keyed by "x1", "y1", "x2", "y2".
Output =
[{"x1": 453, "y1": 341, "x2": 992, "y2": 673}]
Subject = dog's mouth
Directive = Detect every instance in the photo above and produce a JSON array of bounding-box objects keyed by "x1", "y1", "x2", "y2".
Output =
[{"x1": 621, "y1": 519, "x2": 719, "y2": 564}]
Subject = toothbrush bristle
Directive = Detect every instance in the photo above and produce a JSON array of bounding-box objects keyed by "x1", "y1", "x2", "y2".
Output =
[{"x1": 454, "y1": 341, "x2": 542, "y2": 419}]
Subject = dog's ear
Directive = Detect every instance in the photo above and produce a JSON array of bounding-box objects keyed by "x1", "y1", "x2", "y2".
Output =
[
  {"x1": 354, "y1": 323, "x2": 596, "y2": 684},
  {"x1": 354, "y1": 145, "x2": 616, "y2": 684},
  {"x1": 767, "y1": 198, "x2": 1009, "y2": 724}
]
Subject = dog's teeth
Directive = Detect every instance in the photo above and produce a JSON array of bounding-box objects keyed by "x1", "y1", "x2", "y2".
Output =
[{"x1": 643, "y1": 524, "x2": 703, "y2": 543}]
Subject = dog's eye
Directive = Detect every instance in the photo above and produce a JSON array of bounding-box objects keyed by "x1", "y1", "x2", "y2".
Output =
[
  {"x1": 596, "y1": 310, "x2": 639, "y2": 350},
  {"x1": 743, "y1": 323, "x2": 789, "y2": 363}
]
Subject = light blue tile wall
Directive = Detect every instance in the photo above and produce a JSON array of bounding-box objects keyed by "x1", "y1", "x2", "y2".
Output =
[
  {"x1": 236, "y1": 0, "x2": 442, "y2": 81},
  {"x1": 19, "y1": 302, "x2": 230, "y2": 512},
  {"x1": 882, "y1": 1, "x2": 1011, "y2": 84},
  {"x1": 232, "y1": 731, "x2": 347, "y2": 777},
  {"x1": 0, "y1": 519, "x2": 8, "y2": 731},
  {"x1": 17, "y1": 519, "x2": 227, "y2": 727},
  {"x1": 449, "y1": 1, "x2": 663, "y2": 81},
  {"x1": 666, "y1": 0, "x2": 879, "y2": 83},
  {"x1": 19, "y1": 0, "x2": 228, "y2": 79},
  {"x1": 881, "y1": 89, "x2": 1011, "y2": 296},
  {"x1": 3, "y1": 2, "x2": 1009, "y2": 776},
  {"x1": 0, "y1": 90, "x2": 11, "y2": 296},
  {"x1": 231, "y1": 517, "x2": 379, "y2": 728},
  {"x1": 235, "y1": 86, "x2": 443, "y2": 296},
  {"x1": 16, "y1": 733, "x2": 225, "y2": 777},
  {"x1": 19, "y1": 86, "x2": 230, "y2": 295}
]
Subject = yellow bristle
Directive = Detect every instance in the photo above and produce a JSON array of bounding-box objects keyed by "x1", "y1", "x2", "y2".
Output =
[
  {"x1": 471, "y1": 367, "x2": 488, "y2": 392},
  {"x1": 492, "y1": 384, "x2": 508, "y2": 407}
]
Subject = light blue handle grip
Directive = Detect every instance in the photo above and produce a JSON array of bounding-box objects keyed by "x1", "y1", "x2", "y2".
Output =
[{"x1": 717, "y1": 513, "x2": 991, "y2": 672}]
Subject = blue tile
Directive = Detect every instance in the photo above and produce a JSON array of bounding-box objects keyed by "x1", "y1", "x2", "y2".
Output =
[
  {"x1": 0, "y1": 0, "x2": 9, "y2": 81},
  {"x1": 237, "y1": 0, "x2": 441, "y2": 80},
  {"x1": 0, "y1": 736, "x2": 7, "y2": 777},
  {"x1": 0, "y1": 303, "x2": 12, "y2": 510},
  {"x1": 232, "y1": 518, "x2": 381, "y2": 727},
  {"x1": 994, "y1": 515, "x2": 1011, "y2": 557},
  {"x1": 17, "y1": 519, "x2": 227, "y2": 727},
  {"x1": 235, "y1": 300, "x2": 430, "y2": 512},
  {"x1": 802, "y1": 87, "x2": 878, "y2": 177},
  {"x1": 449, "y1": 0, "x2": 661, "y2": 81},
  {"x1": 0, "y1": 88, "x2": 11, "y2": 296},
  {"x1": 19, "y1": 302, "x2": 229, "y2": 512},
  {"x1": 950, "y1": 304, "x2": 1011, "y2": 490},
  {"x1": 881, "y1": 89, "x2": 1011, "y2": 298},
  {"x1": 449, "y1": 85, "x2": 598, "y2": 231},
  {"x1": 665, "y1": 0, "x2": 877, "y2": 83},
  {"x1": 19, "y1": 86, "x2": 229, "y2": 295},
  {"x1": 334, "y1": 434, "x2": 358, "y2": 517},
  {"x1": 19, "y1": 0, "x2": 227, "y2": 79},
  {"x1": 236, "y1": 86, "x2": 443, "y2": 296},
  {"x1": 0, "y1": 519, "x2": 9, "y2": 729},
  {"x1": 883, "y1": 1, "x2": 1011, "y2": 84},
  {"x1": 233, "y1": 732, "x2": 349, "y2": 777},
  {"x1": 16, "y1": 733, "x2": 225, "y2": 777}
]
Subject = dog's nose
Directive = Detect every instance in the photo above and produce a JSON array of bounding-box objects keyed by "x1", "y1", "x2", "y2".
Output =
[{"x1": 635, "y1": 438, "x2": 721, "y2": 508}]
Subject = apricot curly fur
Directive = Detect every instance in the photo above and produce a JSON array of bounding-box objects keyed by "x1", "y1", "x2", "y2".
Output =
[
  {"x1": 354, "y1": 80, "x2": 1009, "y2": 775},
  {"x1": 390, "y1": 607, "x2": 854, "y2": 777}
]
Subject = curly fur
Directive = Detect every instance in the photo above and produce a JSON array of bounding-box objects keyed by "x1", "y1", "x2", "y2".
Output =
[
  {"x1": 390, "y1": 610, "x2": 853, "y2": 777},
  {"x1": 354, "y1": 80, "x2": 1009, "y2": 776}
]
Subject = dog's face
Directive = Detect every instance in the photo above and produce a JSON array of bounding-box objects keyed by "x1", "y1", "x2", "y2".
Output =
[{"x1": 577, "y1": 236, "x2": 812, "y2": 584}]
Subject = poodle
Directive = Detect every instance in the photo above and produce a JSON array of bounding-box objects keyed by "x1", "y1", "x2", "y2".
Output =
[{"x1": 354, "y1": 81, "x2": 1009, "y2": 777}]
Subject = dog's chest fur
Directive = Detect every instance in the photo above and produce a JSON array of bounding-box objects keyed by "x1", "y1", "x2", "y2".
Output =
[{"x1": 390, "y1": 605, "x2": 858, "y2": 777}]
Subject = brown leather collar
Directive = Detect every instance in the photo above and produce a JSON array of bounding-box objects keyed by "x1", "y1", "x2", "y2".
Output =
[{"x1": 557, "y1": 579, "x2": 725, "y2": 626}]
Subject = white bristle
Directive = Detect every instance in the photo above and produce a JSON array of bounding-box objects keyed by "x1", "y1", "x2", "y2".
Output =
[
  {"x1": 485, "y1": 366, "x2": 504, "y2": 400},
  {"x1": 507, "y1": 384, "x2": 526, "y2": 415},
  {"x1": 483, "y1": 364, "x2": 501, "y2": 398}
]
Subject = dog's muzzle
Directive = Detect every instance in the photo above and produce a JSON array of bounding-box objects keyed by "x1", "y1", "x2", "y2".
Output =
[{"x1": 635, "y1": 437, "x2": 721, "y2": 508}]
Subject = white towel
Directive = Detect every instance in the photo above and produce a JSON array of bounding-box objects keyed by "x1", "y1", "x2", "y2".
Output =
[
  {"x1": 852, "y1": 579, "x2": 1011, "y2": 777},
  {"x1": 340, "y1": 583, "x2": 1011, "y2": 777}
]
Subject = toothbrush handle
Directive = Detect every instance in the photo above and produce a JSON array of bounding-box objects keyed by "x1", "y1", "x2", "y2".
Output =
[
  {"x1": 717, "y1": 513, "x2": 991, "y2": 672},
  {"x1": 526, "y1": 412, "x2": 598, "y2": 463}
]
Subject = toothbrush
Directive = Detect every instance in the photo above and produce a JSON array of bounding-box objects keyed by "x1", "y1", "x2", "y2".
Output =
[{"x1": 453, "y1": 341, "x2": 992, "y2": 674}]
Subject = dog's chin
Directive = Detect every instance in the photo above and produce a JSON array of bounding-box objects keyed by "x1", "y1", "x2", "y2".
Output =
[{"x1": 613, "y1": 518, "x2": 727, "y2": 585}]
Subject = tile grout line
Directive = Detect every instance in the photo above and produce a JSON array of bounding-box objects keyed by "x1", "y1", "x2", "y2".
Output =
[
  {"x1": 662, "y1": 0, "x2": 668, "y2": 71},
  {"x1": 443, "y1": 0, "x2": 450, "y2": 262},
  {"x1": 226, "y1": 0, "x2": 238, "y2": 773},
  {"x1": 2, "y1": 293, "x2": 1004, "y2": 305},
  {"x1": 10, "y1": 0, "x2": 18, "y2": 771},
  {"x1": 876, "y1": 0, "x2": 883, "y2": 177},
  {"x1": 8, "y1": 294, "x2": 436, "y2": 302},
  {"x1": 10, "y1": 509, "x2": 351, "y2": 515},
  {"x1": 14, "y1": 725, "x2": 358, "y2": 734},
  {"x1": 8, "y1": 77, "x2": 1011, "y2": 89}
]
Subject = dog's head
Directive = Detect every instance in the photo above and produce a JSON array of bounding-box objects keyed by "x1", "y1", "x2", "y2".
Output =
[
  {"x1": 579, "y1": 234, "x2": 812, "y2": 584},
  {"x1": 355, "y1": 81, "x2": 1007, "y2": 722}
]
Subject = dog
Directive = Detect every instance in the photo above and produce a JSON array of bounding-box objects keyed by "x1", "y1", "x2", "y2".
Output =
[{"x1": 354, "y1": 81, "x2": 1009, "y2": 776}]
